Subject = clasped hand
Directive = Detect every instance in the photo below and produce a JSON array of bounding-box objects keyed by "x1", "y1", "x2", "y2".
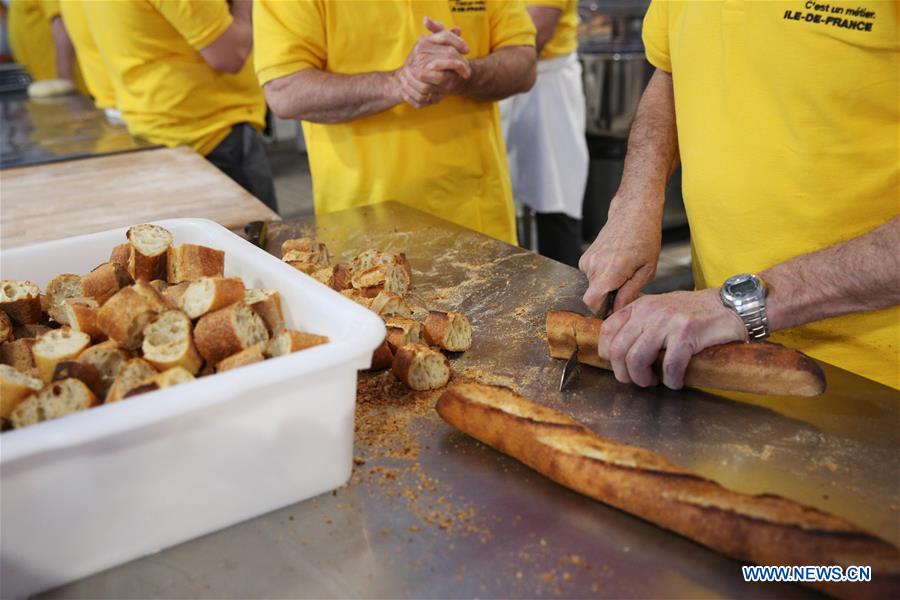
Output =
[{"x1": 395, "y1": 17, "x2": 471, "y2": 108}]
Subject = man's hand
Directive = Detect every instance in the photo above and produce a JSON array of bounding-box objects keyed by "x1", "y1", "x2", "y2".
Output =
[
  {"x1": 598, "y1": 288, "x2": 746, "y2": 389},
  {"x1": 395, "y1": 17, "x2": 471, "y2": 108}
]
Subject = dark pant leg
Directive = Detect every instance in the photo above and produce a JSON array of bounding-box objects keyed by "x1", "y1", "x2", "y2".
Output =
[
  {"x1": 205, "y1": 123, "x2": 279, "y2": 213},
  {"x1": 535, "y1": 212, "x2": 582, "y2": 267}
]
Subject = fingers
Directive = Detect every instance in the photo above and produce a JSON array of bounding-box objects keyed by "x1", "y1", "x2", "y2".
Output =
[
  {"x1": 424, "y1": 16, "x2": 444, "y2": 34},
  {"x1": 425, "y1": 29, "x2": 470, "y2": 55},
  {"x1": 624, "y1": 330, "x2": 663, "y2": 388},
  {"x1": 599, "y1": 307, "x2": 637, "y2": 384},
  {"x1": 427, "y1": 57, "x2": 471, "y2": 79},
  {"x1": 660, "y1": 340, "x2": 694, "y2": 389},
  {"x1": 614, "y1": 263, "x2": 654, "y2": 310}
]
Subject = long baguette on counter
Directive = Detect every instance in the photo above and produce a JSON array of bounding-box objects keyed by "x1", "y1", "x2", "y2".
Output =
[
  {"x1": 437, "y1": 383, "x2": 899, "y2": 599},
  {"x1": 546, "y1": 310, "x2": 825, "y2": 397}
]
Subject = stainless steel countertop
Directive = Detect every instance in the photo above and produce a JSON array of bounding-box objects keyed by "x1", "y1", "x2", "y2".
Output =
[
  {"x1": 0, "y1": 92, "x2": 157, "y2": 169},
  {"x1": 42, "y1": 203, "x2": 899, "y2": 599}
]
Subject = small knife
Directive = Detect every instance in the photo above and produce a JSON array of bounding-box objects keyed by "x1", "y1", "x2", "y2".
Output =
[{"x1": 558, "y1": 289, "x2": 618, "y2": 392}]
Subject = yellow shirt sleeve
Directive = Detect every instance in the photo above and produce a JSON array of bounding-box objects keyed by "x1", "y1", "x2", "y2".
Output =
[
  {"x1": 254, "y1": 0, "x2": 327, "y2": 85},
  {"x1": 488, "y1": 0, "x2": 537, "y2": 50},
  {"x1": 642, "y1": 0, "x2": 671, "y2": 72},
  {"x1": 40, "y1": 0, "x2": 60, "y2": 20},
  {"x1": 148, "y1": 0, "x2": 233, "y2": 50}
]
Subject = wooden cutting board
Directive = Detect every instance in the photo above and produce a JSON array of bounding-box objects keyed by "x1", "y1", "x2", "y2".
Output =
[{"x1": 0, "y1": 146, "x2": 280, "y2": 249}]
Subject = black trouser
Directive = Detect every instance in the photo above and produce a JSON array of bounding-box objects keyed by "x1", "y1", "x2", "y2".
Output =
[
  {"x1": 536, "y1": 212, "x2": 582, "y2": 268},
  {"x1": 205, "y1": 123, "x2": 278, "y2": 212}
]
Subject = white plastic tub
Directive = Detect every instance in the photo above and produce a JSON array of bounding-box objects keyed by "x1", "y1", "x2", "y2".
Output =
[{"x1": 0, "y1": 219, "x2": 384, "y2": 598}]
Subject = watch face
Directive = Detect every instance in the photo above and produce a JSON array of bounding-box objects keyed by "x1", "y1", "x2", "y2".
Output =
[{"x1": 731, "y1": 278, "x2": 758, "y2": 297}]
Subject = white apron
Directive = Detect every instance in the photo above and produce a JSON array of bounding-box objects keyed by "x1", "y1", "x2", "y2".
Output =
[{"x1": 501, "y1": 52, "x2": 589, "y2": 220}]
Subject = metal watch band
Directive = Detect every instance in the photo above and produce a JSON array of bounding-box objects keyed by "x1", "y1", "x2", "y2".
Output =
[{"x1": 740, "y1": 303, "x2": 770, "y2": 340}]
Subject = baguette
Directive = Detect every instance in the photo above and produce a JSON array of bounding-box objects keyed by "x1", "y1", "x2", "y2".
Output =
[
  {"x1": 51, "y1": 360, "x2": 103, "y2": 398},
  {"x1": 78, "y1": 340, "x2": 132, "y2": 397},
  {"x1": 97, "y1": 286, "x2": 159, "y2": 349},
  {"x1": 437, "y1": 383, "x2": 899, "y2": 599},
  {"x1": 82, "y1": 262, "x2": 129, "y2": 304},
  {"x1": 311, "y1": 264, "x2": 353, "y2": 291},
  {"x1": 281, "y1": 238, "x2": 331, "y2": 265},
  {"x1": 132, "y1": 279, "x2": 173, "y2": 312},
  {"x1": 12, "y1": 323, "x2": 52, "y2": 339},
  {"x1": 178, "y1": 276, "x2": 245, "y2": 319},
  {"x1": 545, "y1": 310, "x2": 826, "y2": 397},
  {"x1": 265, "y1": 329, "x2": 328, "y2": 358},
  {"x1": 341, "y1": 289, "x2": 373, "y2": 309},
  {"x1": 351, "y1": 250, "x2": 412, "y2": 281},
  {"x1": 125, "y1": 366, "x2": 196, "y2": 397},
  {"x1": 216, "y1": 344, "x2": 265, "y2": 372},
  {"x1": 106, "y1": 357, "x2": 157, "y2": 403},
  {"x1": 109, "y1": 243, "x2": 132, "y2": 276},
  {"x1": 351, "y1": 263, "x2": 409, "y2": 296},
  {"x1": 245, "y1": 288, "x2": 284, "y2": 335},
  {"x1": 141, "y1": 310, "x2": 202, "y2": 374},
  {"x1": 46, "y1": 274, "x2": 83, "y2": 324},
  {"x1": 385, "y1": 317, "x2": 423, "y2": 351},
  {"x1": 1, "y1": 339, "x2": 37, "y2": 373},
  {"x1": 32, "y1": 328, "x2": 92, "y2": 383},
  {"x1": 10, "y1": 378, "x2": 98, "y2": 429},
  {"x1": 63, "y1": 297, "x2": 104, "y2": 341},
  {"x1": 424, "y1": 310, "x2": 472, "y2": 352},
  {"x1": 392, "y1": 343, "x2": 450, "y2": 391},
  {"x1": 0, "y1": 364, "x2": 42, "y2": 418},
  {"x1": 127, "y1": 223, "x2": 173, "y2": 281},
  {"x1": 162, "y1": 281, "x2": 190, "y2": 307},
  {"x1": 194, "y1": 302, "x2": 269, "y2": 365},
  {"x1": 1, "y1": 280, "x2": 43, "y2": 324},
  {"x1": 0, "y1": 310, "x2": 12, "y2": 344},
  {"x1": 166, "y1": 243, "x2": 225, "y2": 283},
  {"x1": 369, "y1": 291, "x2": 412, "y2": 319},
  {"x1": 369, "y1": 339, "x2": 394, "y2": 371}
]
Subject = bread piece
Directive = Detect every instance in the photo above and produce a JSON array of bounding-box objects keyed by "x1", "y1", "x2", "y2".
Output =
[
  {"x1": 127, "y1": 223, "x2": 173, "y2": 281},
  {"x1": 10, "y1": 378, "x2": 98, "y2": 429},
  {"x1": 545, "y1": 311, "x2": 826, "y2": 397},
  {"x1": 78, "y1": 340, "x2": 131, "y2": 397},
  {"x1": 283, "y1": 249, "x2": 329, "y2": 275},
  {"x1": 12, "y1": 323, "x2": 51, "y2": 339},
  {"x1": 216, "y1": 345, "x2": 265, "y2": 372},
  {"x1": 370, "y1": 291, "x2": 412, "y2": 319},
  {"x1": 82, "y1": 262, "x2": 129, "y2": 304},
  {"x1": 63, "y1": 297, "x2": 104, "y2": 341},
  {"x1": 350, "y1": 250, "x2": 412, "y2": 281},
  {"x1": 1, "y1": 280, "x2": 43, "y2": 324},
  {"x1": 106, "y1": 358, "x2": 158, "y2": 403},
  {"x1": 51, "y1": 360, "x2": 103, "y2": 398},
  {"x1": 124, "y1": 366, "x2": 195, "y2": 398},
  {"x1": 45, "y1": 274, "x2": 84, "y2": 324},
  {"x1": 311, "y1": 263, "x2": 353, "y2": 291},
  {"x1": 162, "y1": 281, "x2": 190, "y2": 307},
  {"x1": 392, "y1": 343, "x2": 451, "y2": 391},
  {"x1": 109, "y1": 243, "x2": 132, "y2": 278},
  {"x1": 369, "y1": 340, "x2": 394, "y2": 371},
  {"x1": 424, "y1": 310, "x2": 472, "y2": 352},
  {"x1": 166, "y1": 243, "x2": 225, "y2": 283},
  {"x1": 265, "y1": 329, "x2": 328, "y2": 358},
  {"x1": 385, "y1": 317, "x2": 423, "y2": 352},
  {"x1": 245, "y1": 288, "x2": 284, "y2": 335},
  {"x1": 281, "y1": 238, "x2": 330, "y2": 266},
  {"x1": 149, "y1": 279, "x2": 168, "y2": 293},
  {"x1": 0, "y1": 364, "x2": 42, "y2": 418},
  {"x1": 32, "y1": 328, "x2": 92, "y2": 382},
  {"x1": 437, "y1": 383, "x2": 899, "y2": 599},
  {"x1": 1, "y1": 339, "x2": 37, "y2": 373},
  {"x1": 97, "y1": 286, "x2": 159, "y2": 349},
  {"x1": 341, "y1": 289, "x2": 373, "y2": 309},
  {"x1": 351, "y1": 263, "x2": 409, "y2": 296},
  {"x1": 179, "y1": 277, "x2": 245, "y2": 319},
  {"x1": 194, "y1": 302, "x2": 269, "y2": 365},
  {"x1": 141, "y1": 310, "x2": 202, "y2": 374},
  {"x1": 132, "y1": 279, "x2": 173, "y2": 312},
  {"x1": 0, "y1": 310, "x2": 12, "y2": 344}
]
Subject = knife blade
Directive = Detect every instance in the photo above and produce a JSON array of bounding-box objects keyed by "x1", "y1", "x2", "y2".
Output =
[
  {"x1": 558, "y1": 289, "x2": 618, "y2": 392},
  {"x1": 244, "y1": 220, "x2": 268, "y2": 249}
]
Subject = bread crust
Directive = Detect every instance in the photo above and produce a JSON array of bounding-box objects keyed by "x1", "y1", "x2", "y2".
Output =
[
  {"x1": 245, "y1": 289, "x2": 284, "y2": 335},
  {"x1": 10, "y1": 378, "x2": 99, "y2": 428},
  {"x1": 0, "y1": 310, "x2": 12, "y2": 344},
  {"x1": 423, "y1": 310, "x2": 472, "y2": 352},
  {"x1": 265, "y1": 329, "x2": 329, "y2": 358},
  {"x1": 51, "y1": 360, "x2": 103, "y2": 398},
  {"x1": 106, "y1": 357, "x2": 157, "y2": 403},
  {"x1": 166, "y1": 243, "x2": 225, "y2": 283},
  {"x1": 109, "y1": 243, "x2": 132, "y2": 276},
  {"x1": 385, "y1": 317, "x2": 423, "y2": 352},
  {"x1": 545, "y1": 311, "x2": 826, "y2": 397},
  {"x1": 77, "y1": 340, "x2": 131, "y2": 397},
  {"x1": 436, "y1": 383, "x2": 899, "y2": 599},
  {"x1": 369, "y1": 291, "x2": 412, "y2": 319},
  {"x1": 97, "y1": 286, "x2": 158, "y2": 349},
  {"x1": 194, "y1": 303, "x2": 269, "y2": 365},
  {"x1": 82, "y1": 262, "x2": 128, "y2": 304},
  {"x1": 1, "y1": 280, "x2": 43, "y2": 324},
  {"x1": 368, "y1": 340, "x2": 395, "y2": 371},
  {"x1": 1, "y1": 338, "x2": 37, "y2": 373},
  {"x1": 216, "y1": 345, "x2": 265, "y2": 372},
  {"x1": 351, "y1": 264, "x2": 409, "y2": 296},
  {"x1": 127, "y1": 223, "x2": 173, "y2": 281},
  {"x1": 392, "y1": 343, "x2": 451, "y2": 390},
  {"x1": 33, "y1": 328, "x2": 91, "y2": 383},
  {"x1": 179, "y1": 277, "x2": 244, "y2": 319},
  {"x1": 0, "y1": 364, "x2": 42, "y2": 418}
]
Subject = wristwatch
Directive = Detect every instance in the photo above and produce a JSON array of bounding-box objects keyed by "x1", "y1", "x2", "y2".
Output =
[{"x1": 720, "y1": 273, "x2": 769, "y2": 340}]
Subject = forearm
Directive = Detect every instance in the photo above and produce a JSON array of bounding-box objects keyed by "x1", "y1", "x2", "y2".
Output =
[
  {"x1": 457, "y1": 45, "x2": 536, "y2": 102},
  {"x1": 610, "y1": 69, "x2": 679, "y2": 222},
  {"x1": 763, "y1": 216, "x2": 900, "y2": 330},
  {"x1": 264, "y1": 68, "x2": 401, "y2": 124},
  {"x1": 50, "y1": 17, "x2": 76, "y2": 81}
]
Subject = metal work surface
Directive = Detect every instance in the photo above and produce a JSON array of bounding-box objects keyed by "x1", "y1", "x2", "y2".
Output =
[
  {"x1": 43, "y1": 203, "x2": 899, "y2": 599},
  {"x1": 0, "y1": 92, "x2": 156, "y2": 169}
]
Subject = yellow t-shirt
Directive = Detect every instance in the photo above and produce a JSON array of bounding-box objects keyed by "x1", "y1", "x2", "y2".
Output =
[
  {"x1": 254, "y1": 0, "x2": 536, "y2": 245},
  {"x1": 82, "y1": 0, "x2": 265, "y2": 155},
  {"x1": 8, "y1": 0, "x2": 58, "y2": 80},
  {"x1": 529, "y1": 0, "x2": 578, "y2": 59},
  {"x1": 643, "y1": 0, "x2": 900, "y2": 389},
  {"x1": 59, "y1": 0, "x2": 115, "y2": 109}
]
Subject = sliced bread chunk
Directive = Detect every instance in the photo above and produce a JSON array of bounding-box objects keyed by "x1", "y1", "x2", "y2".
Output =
[
  {"x1": 166, "y1": 243, "x2": 225, "y2": 283},
  {"x1": 132, "y1": 279, "x2": 173, "y2": 312},
  {"x1": 194, "y1": 302, "x2": 269, "y2": 365},
  {"x1": 369, "y1": 340, "x2": 394, "y2": 371},
  {"x1": 82, "y1": 262, "x2": 129, "y2": 304},
  {"x1": 351, "y1": 263, "x2": 409, "y2": 296},
  {"x1": 127, "y1": 223, "x2": 173, "y2": 281},
  {"x1": 369, "y1": 291, "x2": 412, "y2": 319},
  {"x1": 351, "y1": 250, "x2": 412, "y2": 281},
  {"x1": 385, "y1": 317, "x2": 423, "y2": 351},
  {"x1": 97, "y1": 286, "x2": 159, "y2": 349},
  {"x1": 424, "y1": 310, "x2": 473, "y2": 352},
  {"x1": 123, "y1": 366, "x2": 196, "y2": 398},
  {"x1": 0, "y1": 364, "x2": 42, "y2": 418},
  {"x1": 179, "y1": 276, "x2": 245, "y2": 319},
  {"x1": 51, "y1": 360, "x2": 103, "y2": 397},
  {"x1": 0, "y1": 310, "x2": 12, "y2": 344},
  {"x1": 216, "y1": 345, "x2": 265, "y2": 372},
  {"x1": 106, "y1": 358, "x2": 158, "y2": 403},
  {"x1": 281, "y1": 238, "x2": 330, "y2": 266},
  {"x1": 63, "y1": 297, "x2": 104, "y2": 341},
  {"x1": 1, "y1": 280, "x2": 43, "y2": 324},
  {"x1": 311, "y1": 263, "x2": 353, "y2": 291},
  {"x1": 32, "y1": 327, "x2": 92, "y2": 382},
  {"x1": 245, "y1": 288, "x2": 284, "y2": 335},
  {"x1": 109, "y1": 243, "x2": 132, "y2": 276},
  {"x1": 11, "y1": 323, "x2": 51, "y2": 339},
  {"x1": 46, "y1": 274, "x2": 84, "y2": 324},
  {"x1": 341, "y1": 289, "x2": 373, "y2": 308},
  {"x1": 283, "y1": 250, "x2": 328, "y2": 274},
  {"x1": 162, "y1": 281, "x2": 190, "y2": 307},
  {"x1": 141, "y1": 310, "x2": 202, "y2": 374},
  {"x1": 10, "y1": 378, "x2": 98, "y2": 429},
  {"x1": 78, "y1": 340, "x2": 132, "y2": 397},
  {"x1": 392, "y1": 343, "x2": 451, "y2": 391},
  {"x1": 265, "y1": 329, "x2": 328, "y2": 358},
  {"x1": 1, "y1": 339, "x2": 37, "y2": 373}
]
